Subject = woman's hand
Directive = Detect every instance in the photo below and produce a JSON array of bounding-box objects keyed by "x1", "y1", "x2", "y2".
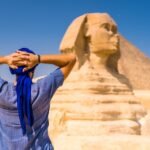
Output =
[
  {"x1": 16, "y1": 50, "x2": 39, "y2": 72},
  {"x1": 5, "y1": 52, "x2": 29, "y2": 69}
]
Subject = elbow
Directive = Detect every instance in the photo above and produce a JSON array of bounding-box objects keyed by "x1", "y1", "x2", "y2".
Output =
[
  {"x1": 70, "y1": 53, "x2": 77, "y2": 63},
  {"x1": 72, "y1": 56, "x2": 76, "y2": 64},
  {"x1": 71, "y1": 55, "x2": 76, "y2": 66}
]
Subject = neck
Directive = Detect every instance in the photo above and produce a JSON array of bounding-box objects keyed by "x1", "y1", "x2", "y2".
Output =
[
  {"x1": 89, "y1": 52, "x2": 109, "y2": 70},
  {"x1": 14, "y1": 73, "x2": 33, "y2": 85}
]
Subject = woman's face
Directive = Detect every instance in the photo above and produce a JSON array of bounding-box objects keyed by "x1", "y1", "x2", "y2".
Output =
[{"x1": 85, "y1": 17, "x2": 119, "y2": 55}]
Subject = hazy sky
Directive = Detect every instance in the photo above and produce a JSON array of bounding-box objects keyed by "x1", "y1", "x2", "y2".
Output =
[{"x1": 0, "y1": 0, "x2": 149, "y2": 80}]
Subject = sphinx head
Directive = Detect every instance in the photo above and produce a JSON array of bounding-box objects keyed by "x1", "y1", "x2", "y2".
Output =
[
  {"x1": 60, "y1": 13, "x2": 120, "y2": 69},
  {"x1": 85, "y1": 13, "x2": 119, "y2": 55}
]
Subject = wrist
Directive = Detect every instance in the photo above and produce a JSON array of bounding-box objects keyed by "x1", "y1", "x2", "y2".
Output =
[
  {"x1": 37, "y1": 55, "x2": 41, "y2": 64},
  {"x1": 35, "y1": 54, "x2": 41, "y2": 64}
]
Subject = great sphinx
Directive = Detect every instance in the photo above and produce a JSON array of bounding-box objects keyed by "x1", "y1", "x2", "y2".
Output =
[{"x1": 49, "y1": 13, "x2": 147, "y2": 149}]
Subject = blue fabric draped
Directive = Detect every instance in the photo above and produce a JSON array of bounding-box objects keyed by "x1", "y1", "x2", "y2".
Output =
[{"x1": 9, "y1": 48, "x2": 38, "y2": 135}]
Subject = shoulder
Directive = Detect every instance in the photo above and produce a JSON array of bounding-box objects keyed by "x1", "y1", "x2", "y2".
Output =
[
  {"x1": 35, "y1": 67, "x2": 64, "y2": 88},
  {"x1": 50, "y1": 67, "x2": 64, "y2": 79},
  {"x1": 32, "y1": 68, "x2": 64, "y2": 101}
]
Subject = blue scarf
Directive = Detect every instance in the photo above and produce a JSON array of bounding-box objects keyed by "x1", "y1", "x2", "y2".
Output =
[{"x1": 9, "y1": 48, "x2": 38, "y2": 135}]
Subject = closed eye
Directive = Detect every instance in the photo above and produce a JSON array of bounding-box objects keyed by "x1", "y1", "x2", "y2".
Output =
[
  {"x1": 100, "y1": 23, "x2": 110, "y2": 31},
  {"x1": 100, "y1": 23, "x2": 117, "y2": 34}
]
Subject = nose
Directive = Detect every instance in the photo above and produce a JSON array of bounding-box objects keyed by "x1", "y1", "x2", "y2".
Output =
[
  {"x1": 113, "y1": 34, "x2": 119, "y2": 42},
  {"x1": 111, "y1": 34, "x2": 119, "y2": 43}
]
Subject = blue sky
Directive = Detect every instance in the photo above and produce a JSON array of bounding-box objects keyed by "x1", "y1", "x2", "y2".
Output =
[{"x1": 0, "y1": 0, "x2": 150, "y2": 81}]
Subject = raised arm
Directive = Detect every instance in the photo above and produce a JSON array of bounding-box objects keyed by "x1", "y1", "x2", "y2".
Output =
[
  {"x1": 18, "y1": 51, "x2": 76, "y2": 80},
  {"x1": 40, "y1": 54, "x2": 76, "y2": 79}
]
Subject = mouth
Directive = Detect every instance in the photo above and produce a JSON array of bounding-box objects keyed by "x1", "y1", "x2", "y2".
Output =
[
  {"x1": 110, "y1": 42, "x2": 118, "y2": 46},
  {"x1": 111, "y1": 37, "x2": 119, "y2": 45},
  {"x1": 114, "y1": 42, "x2": 119, "y2": 46},
  {"x1": 111, "y1": 40, "x2": 119, "y2": 46}
]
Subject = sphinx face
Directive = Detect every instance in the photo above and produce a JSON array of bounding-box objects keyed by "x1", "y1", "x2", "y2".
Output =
[{"x1": 85, "y1": 15, "x2": 119, "y2": 55}]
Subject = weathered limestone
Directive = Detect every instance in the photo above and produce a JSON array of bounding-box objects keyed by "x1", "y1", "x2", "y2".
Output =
[
  {"x1": 134, "y1": 91, "x2": 150, "y2": 135},
  {"x1": 53, "y1": 135, "x2": 150, "y2": 150},
  {"x1": 48, "y1": 13, "x2": 148, "y2": 149}
]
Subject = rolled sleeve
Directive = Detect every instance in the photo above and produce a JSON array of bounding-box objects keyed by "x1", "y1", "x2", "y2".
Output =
[{"x1": 51, "y1": 67, "x2": 64, "y2": 88}]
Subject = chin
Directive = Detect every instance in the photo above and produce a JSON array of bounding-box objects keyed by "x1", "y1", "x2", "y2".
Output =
[{"x1": 108, "y1": 46, "x2": 118, "y2": 54}]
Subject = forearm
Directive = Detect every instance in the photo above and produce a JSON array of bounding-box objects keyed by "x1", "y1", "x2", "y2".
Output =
[
  {"x1": 40, "y1": 53, "x2": 76, "y2": 67},
  {"x1": 0, "y1": 56, "x2": 7, "y2": 64}
]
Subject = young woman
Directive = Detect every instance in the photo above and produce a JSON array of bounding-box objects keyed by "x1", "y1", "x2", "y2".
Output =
[{"x1": 0, "y1": 48, "x2": 76, "y2": 150}]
